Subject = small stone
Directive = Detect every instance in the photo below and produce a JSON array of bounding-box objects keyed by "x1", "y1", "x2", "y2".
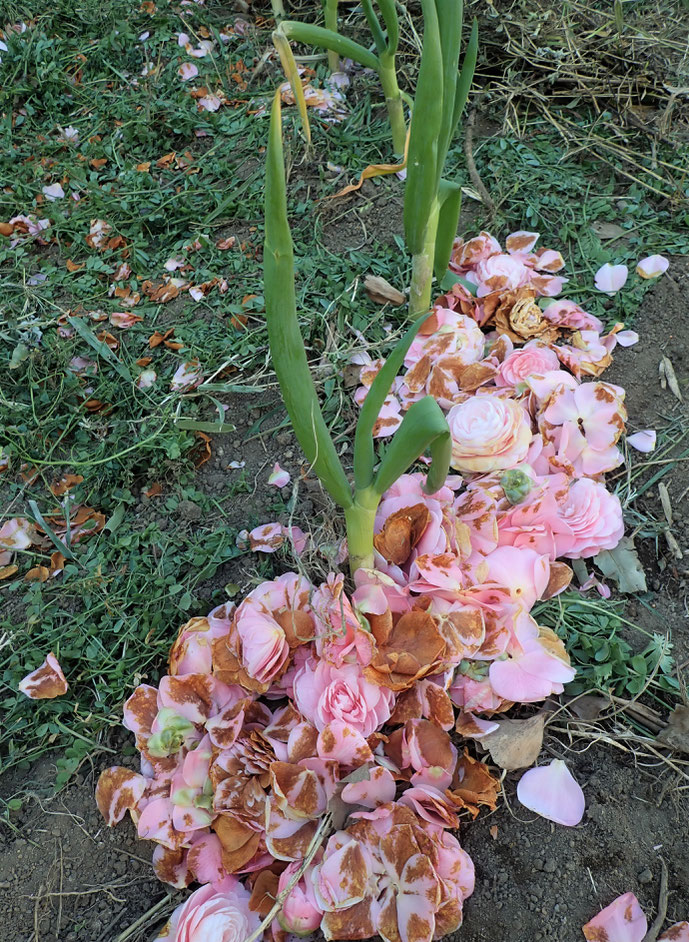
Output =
[
  {"x1": 638, "y1": 868, "x2": 653, "y2": 884},
  {"x1": 543, "y1": 858, "x2": 556, "y2": 873}
]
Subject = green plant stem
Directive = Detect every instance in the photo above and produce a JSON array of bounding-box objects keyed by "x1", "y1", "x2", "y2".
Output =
[
  {"x1": 271, "y1": 0, "x2": 286, "y2": 22},
  {"x1": 323, "y1": 0, "x2": 340, "y2": 72},
  {"x1": 409, "y1": 198, "x2": 440, "y2": 316},
  {"x1": 379, "y1": 53, "x2": 406, "y2": 154},
  {"x1": 345, "y1": 487, "x2": 380, "y2": 573}
]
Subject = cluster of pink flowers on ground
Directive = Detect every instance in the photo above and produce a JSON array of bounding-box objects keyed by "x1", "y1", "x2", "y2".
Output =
[{"x1": 95, "y1": 231, "x2": 654, "y2": 942}]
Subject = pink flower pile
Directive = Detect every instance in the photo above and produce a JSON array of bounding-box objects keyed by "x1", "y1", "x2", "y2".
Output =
[
  {"x1": 97, "y1": 573, "x2": 489, "y2": 942},
  {"x1": 96, "y1": 231, "x2": 650, "y2": 942}
]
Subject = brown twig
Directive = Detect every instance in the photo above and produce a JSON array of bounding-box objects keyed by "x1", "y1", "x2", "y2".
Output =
[
  {"x1": 463, "y1": 105, "x2": 496, "y2": 219},
  {"x1": 642, "y1": 858, "x2": 669, "y2": 942}
]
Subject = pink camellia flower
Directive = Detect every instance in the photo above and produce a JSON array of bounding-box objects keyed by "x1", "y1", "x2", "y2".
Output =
[
  {"x1": 18, "y1": 652, "x2": 68, "y2": 699},
  {"x1": 594, "y1": 262, "x2": 628, "y2": 294},
  {"x1": 636, "y1": 254, "x2": 669, "y2": 279},
  {"x1": 557, "y1": 478, "x2": 624, "y2": 558},
  {"x1": 517, "y1": 759, "x2": 585, "y2": 826},
  {"x1": 627, "y1": 429, "x2": 656, "y2": 453},
  {"x1": 447, "y1": 396, "x2": 532, "y2": 473},
  {"x1": 153, "y1": 875, "x2": 260, "y2": 942},
  {"x1": 582, "y1": 893, "x2": 647, "y2": 942},
  {"x1": 292, "y1": 658, "x2": 394, "y2": 736},
  {"x1": 495, "y1": 344, "x2": 561, "y2": 389},
  {"x1": 278, "y1": 860, "x2": 324, "y2": 934},
  {"x1": 267, "y1": 462, "x2": 290, "y2": 488},
  {"x1": 473, "y1": 253, "x2": 530, "y2": 297}
]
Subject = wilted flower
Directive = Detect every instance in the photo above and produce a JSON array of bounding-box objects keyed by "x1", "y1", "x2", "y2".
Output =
[{"x1": 447, "y1": 395, "x2": 532, "y2": 473}]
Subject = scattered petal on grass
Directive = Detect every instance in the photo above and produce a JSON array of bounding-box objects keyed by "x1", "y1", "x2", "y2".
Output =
[
  {"x1": 198, "y1": 94, "x2": 222, "y2": 112},
  {"x1": 170, "y1": 359, "x2": 203, "y2": 390},
  {"x1": 517, "y1": 759, "x2": 585, "y2": 826},
  {"x1": 228, "y1": 460, "x2": 245, "y2": 469},
  {"x1": 582, "y1": 893, "x2": 647, "y2": 942},
  {"x1": 268, "y1": 462, "x2": 290, "y2": 488},
  {"x1": 189, "y1": 285, "x2": 204, "y2": 301},
  {"x1": 50, "y1": 473, "x2": 84, "y2": 496},
  {"x1": 248, "y1": 522, "x2": 284, "y2": 552},
  {"x1": 627, "y1": 430, "x2": 656, "y2": 453},
  {"x1": 57, "y1": 126, "x2": 79, "y2": 144},
  {"x1": 636, "y1": 254, "x2": 669, "y2": 279},
  {"x1": 110, "y1": 311, "x2": 143, "y2": 329},
  {"x1": 594, "y1": 262, "x2": 628, "y2": 294},
  {"x1": 136, "y1": 369, "x2": 157, "y2": 389},
  {"x1": 18, "y1": 652, "x2": 68, "y2": 699},
  {"x1": 0, "y1": 517, "x2": 35, "y2": 549},
  {"x1": 42, "y1": 182, "x2": 65, "y2": 200},
  {"x1": 178, "y1": 62, "x2": 199, "y2": 81}
]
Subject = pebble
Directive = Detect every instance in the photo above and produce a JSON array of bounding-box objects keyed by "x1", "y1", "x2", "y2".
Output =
[
  {"x1": 177, "y1": 500, "x2": 202, "y2": 522},
  {"x1": 543, "y1": 858, "x2": 557, "y2": 873},
  {"x1": 638, "y1": 868, "x2": 653, "y2": 884}
]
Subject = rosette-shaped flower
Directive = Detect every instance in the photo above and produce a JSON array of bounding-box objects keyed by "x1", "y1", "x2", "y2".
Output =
[
  {"x1": 447, "y1": 395, "x2": 533, "y2": 473},
  {"x1": 493, "y1": 288, "x2": 559, "y2": 343},
  {"x1": 213, "y1": 573, "x2": 314, "y2": 693},
  {"x1": 278, "y1": 860, "x2": 324, "y2": 934},
  {"x1": 558, "y1": 478, "x2": 624, "y2": 558},
  {"x1": 153, "y1": 875, "x2": 260, "y2": 942},
  {"x1": 496, "y1": 344, "x2": 561, "y2": 389},
  {"x1": 292, "y1": 658, "x2": 394, "y2": 737}
]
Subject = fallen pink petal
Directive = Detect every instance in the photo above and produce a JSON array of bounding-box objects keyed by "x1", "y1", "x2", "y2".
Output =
[
  {"x1": 636, "y1": 254, "x2": 669, "y2": 279},
  {"x1": 42, "y1": 182, "x2": 65, "y2": 200},
  {"x1": 18, "y1": 652, "x2": 68, "y2": 699},
  {"x1": 517, "y1": 758, "x2": 585, "y2": 826},
  {"x1": 268, "y1": 462, "x2": 291, "y2": 488},
  {"x1": 594, "y1": 262, "x2": 628, "y2": 294},
  {"x1": 178, "y1": 62, "x2": 199, "y2": 81},
  {"x1": 582, "y1": 892, "x2": 647, "y2": 942},
  {"x1": 170, "y1": 360, "x2": 203, "y2": 391},
  {"x1": 615, "y1": 329, "x2": 639, "y2": 347},
  {"x1": 627, "y1": 429, "x2": 656, "y2": 453}
]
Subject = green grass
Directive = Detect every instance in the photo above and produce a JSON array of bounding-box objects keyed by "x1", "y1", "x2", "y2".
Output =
[{"x1": 2, "y1": 0, "x2": 688, "y2": 797}]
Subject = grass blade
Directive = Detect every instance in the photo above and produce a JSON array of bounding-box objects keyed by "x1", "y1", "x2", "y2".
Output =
[{"x1": 273, "y1": 29, "x2": 311, "y2": 144}]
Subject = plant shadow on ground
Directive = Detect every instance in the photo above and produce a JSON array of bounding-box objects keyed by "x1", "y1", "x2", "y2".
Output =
[{"x1": 1, "y1": 0, "x2": 689, "y2": 939}]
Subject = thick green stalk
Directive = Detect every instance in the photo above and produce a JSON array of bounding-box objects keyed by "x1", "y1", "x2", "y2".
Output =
[
  {"x1": 271, "y1": 0, "x2": 286, "y2": 22},
  {"x1": 323, "y1": 0, "x2": 340, "y2": 72},
  {"x1": 409, "y1": 198, "x2": 440, "y2": 316},
  {"x1": 345, "y1": 487, "x2": 380, "y2": 573},
  {"x1": 264, "y1": 94, "x2": 352, "y2": 510},
  {"x1": 379, "y1": 52, "x2": 406, "y2": 154}
]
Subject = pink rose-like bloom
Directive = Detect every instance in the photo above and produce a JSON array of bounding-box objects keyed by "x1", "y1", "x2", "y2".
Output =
[
  {"x1": 496, "y1": 344, "x2": 561, "y2": 389},
  {"x1": 447, "y1": 396, "x2": 532, "y2": 473},
  {"x1": 558, "y1": 478, "x2": 624, "y2": 558},
  {"x1": 154, "y1": 875, "x2": 260, "y2": 942},
  {"x1": 278, "y1": 861, "x2": 324, "y2": 933},
  {"x1": 473, "y1": 253, "x2": 530, "y2": 297},
  {"x1": 292, "y1": 658, "x2": 394, "y2": 736}
]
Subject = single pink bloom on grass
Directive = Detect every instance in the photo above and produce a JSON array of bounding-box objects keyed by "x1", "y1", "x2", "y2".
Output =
[
  {"x1": 582, "y1": 892, "x2": 647, "y2": 942},
  {"x1": 627, "y1": 429, "x2": 656, "y2": 453},
  {"x1": 268, "y1": 462, "x2": 290, "y2": 488},
  {"x1": 18, "y1": 652, "x2": 68, "y2": 699},
  {"x1": 636, "y1": 254, "x2": 669, "y2": 279},
  {"x1": 594, "y1": 262, "x2": 628, "y2": 294},
  {"x1": 517, "y1": 758, "x2": 584, "y2": 826}
]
